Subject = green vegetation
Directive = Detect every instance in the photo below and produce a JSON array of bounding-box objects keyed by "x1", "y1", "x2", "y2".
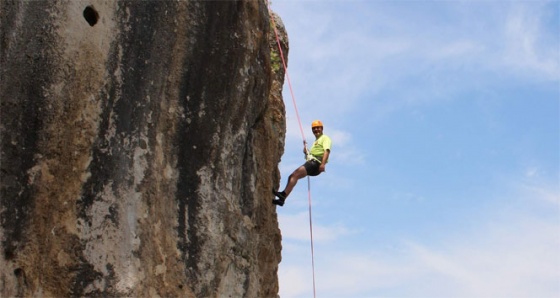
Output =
[{"x1": 270, "y1": 49, "x2": 281, "y2": 73}]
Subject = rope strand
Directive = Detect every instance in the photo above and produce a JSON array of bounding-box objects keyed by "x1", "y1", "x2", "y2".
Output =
[
  {"x1": 268, "y1": 6, "x2": 306, "y2": 144},
  {"x1": 267, "y1": 2, "x2": 317, "y2": 297},
  {"x1": 307, "y1": 177, "x2": 317, "y2": 298}
]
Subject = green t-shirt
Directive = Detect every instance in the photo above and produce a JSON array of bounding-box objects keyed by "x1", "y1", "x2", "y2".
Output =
[{"x1": 309, "y1": 134, "x2": 332, "y2": 163}]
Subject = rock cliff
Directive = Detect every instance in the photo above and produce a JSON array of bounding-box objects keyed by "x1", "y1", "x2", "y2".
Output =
[{"x1": 0, "y1": 1, "x2": 288, "y2": 297}]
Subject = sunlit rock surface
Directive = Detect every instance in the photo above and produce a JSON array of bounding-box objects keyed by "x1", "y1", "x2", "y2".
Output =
[{"x1": 0, "y1": 1, "x2": 288, "y2": 296}]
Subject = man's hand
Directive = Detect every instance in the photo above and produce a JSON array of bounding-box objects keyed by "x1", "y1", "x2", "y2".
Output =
[
  {"x1": 319, "y1": 164, "x2": 326, "y2": 173},
  {"x1": 303, "y1": 140, "x2": 309, "y2": 155}
]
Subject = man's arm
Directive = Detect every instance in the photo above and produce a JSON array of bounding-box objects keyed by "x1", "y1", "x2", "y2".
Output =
[{"x1": 319, "y1": 149, "x2": 330, "y2": 172}]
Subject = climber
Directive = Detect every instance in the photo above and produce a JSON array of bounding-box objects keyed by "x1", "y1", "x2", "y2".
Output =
[{"x1": 272, "y1": 120, "x2": 332, "y2": 206}]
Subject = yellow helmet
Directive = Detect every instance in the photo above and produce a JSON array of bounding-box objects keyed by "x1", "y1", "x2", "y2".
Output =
[{"x1": 311, "y1": 120, "x2": 323, "y2": 128}]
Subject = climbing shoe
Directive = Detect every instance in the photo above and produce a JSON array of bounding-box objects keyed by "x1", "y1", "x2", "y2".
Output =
[
  {"x1": 272, "y1": 190, "x2": 286, "y2": 206},
  {"x1": 272, "y1": 197, "x2": 285, "y2": 206}
]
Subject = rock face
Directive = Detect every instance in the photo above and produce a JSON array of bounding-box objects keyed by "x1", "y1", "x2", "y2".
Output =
[{"x1": 0, "y1": 1, "x2": 288, "y2": 297}]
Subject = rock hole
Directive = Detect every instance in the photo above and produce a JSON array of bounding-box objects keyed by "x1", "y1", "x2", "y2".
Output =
[
  {"x1": 83, "y1": 6, "x2": 99, "y2": 27},
  {"x1": 4, "y1": 248, "x2": 15, "y2": 260},
  {"x1": 14, "y1": 268, "x2": 23, "y2": 277}
]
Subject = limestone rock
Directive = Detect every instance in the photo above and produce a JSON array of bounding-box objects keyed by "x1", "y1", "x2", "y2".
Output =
[{"x1": 0, "y1": 1, "x2": 288, "y2": 297}]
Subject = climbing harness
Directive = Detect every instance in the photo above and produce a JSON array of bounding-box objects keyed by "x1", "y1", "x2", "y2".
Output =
[{"x1": 267, "y1": 2, "x2": 317, "y2": 298}]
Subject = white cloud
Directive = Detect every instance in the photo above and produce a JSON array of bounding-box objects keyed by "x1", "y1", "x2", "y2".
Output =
[
  {"x1": 284, "y1": 113, "x2": 307, "y2": 143},
  {"x1": 524, "y1": 184, "x2": 560, "y2": 206},
  {"x1": 279, "y1": 211, "x2": 353, "y2": 242},
  {"x1": 279, "y1": 184, "x2": 560, "y2": 298},
  {"x1": 430, "y1": 40, "x2": 485, "y2": 60},
  {"x1": 327, "y1": 128, "x2": 351, "y2": 147},
  {"x1": 520, "y1": 177, "x2": 560, "y2": 206},
  {"x1": 277, "y1": 0, "x2": 559, "y2": 126},
  {"x1": 274, "y1": 2, "x2": 559, "y2": 297},
  {"x1": 326, "y1": 128, "x2": 366, "y2": 165},
  {"x1": 503, "y1": 3, "x2": 560, "y2": 81},
  {"x1": 281, "y1": 216, "x2": 560, "y2": 298},
  {"x1": 278, "y1": 263, "x2": 311, "y2": 298},
  {"x1": 404, "y1": 215, "x2": 560, "y2": 298}
]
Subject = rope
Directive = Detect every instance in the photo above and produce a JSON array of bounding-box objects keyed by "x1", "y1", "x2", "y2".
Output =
[
  {"x1": 267, "y1": 2, "x2": 317, "y2": 297},
  {"x1": 267, "y1": 5, "x2": 306, "y2": 144},
  {"x1": 307, "y1": 177, "x2": 317, "y2": 298}
]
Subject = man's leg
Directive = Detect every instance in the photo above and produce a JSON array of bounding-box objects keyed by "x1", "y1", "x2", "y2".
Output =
[
  {"x1": 284, "y1": 166, "x2": 307, "y2": 196},
  {"x1": 273, "y1": 166, "x2": 308, "y2": 206}
]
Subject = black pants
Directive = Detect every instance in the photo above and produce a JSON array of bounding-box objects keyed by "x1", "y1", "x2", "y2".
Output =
[{"x1": 303, "y1": 160, "x2": 321, "y2": 176}]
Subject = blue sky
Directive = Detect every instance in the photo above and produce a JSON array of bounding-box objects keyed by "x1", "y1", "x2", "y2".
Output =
[{"x1": 269, "y1": 1, "x2": 559, "y2": 297}]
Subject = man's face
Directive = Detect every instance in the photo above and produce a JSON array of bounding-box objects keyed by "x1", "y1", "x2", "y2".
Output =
[{"x1": 312, "y1": 126, "x2": 323, "y2": 137}]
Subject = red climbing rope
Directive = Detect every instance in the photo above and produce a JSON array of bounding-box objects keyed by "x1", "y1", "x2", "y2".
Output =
[
  {"x1": 267, "y1": 3, "x2": 317, "y2": 298},
  {"x1": 307, "y1": 176, "x2": 317, "y2": 298},
  {"x1": 267, "y1": 6, "x2": 306, "y2": 144}
]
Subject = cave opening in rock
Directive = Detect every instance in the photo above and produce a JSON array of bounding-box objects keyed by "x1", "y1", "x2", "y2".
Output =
[{"x1": 83, "y1": 6, "x2": 99, "y2": 27}]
